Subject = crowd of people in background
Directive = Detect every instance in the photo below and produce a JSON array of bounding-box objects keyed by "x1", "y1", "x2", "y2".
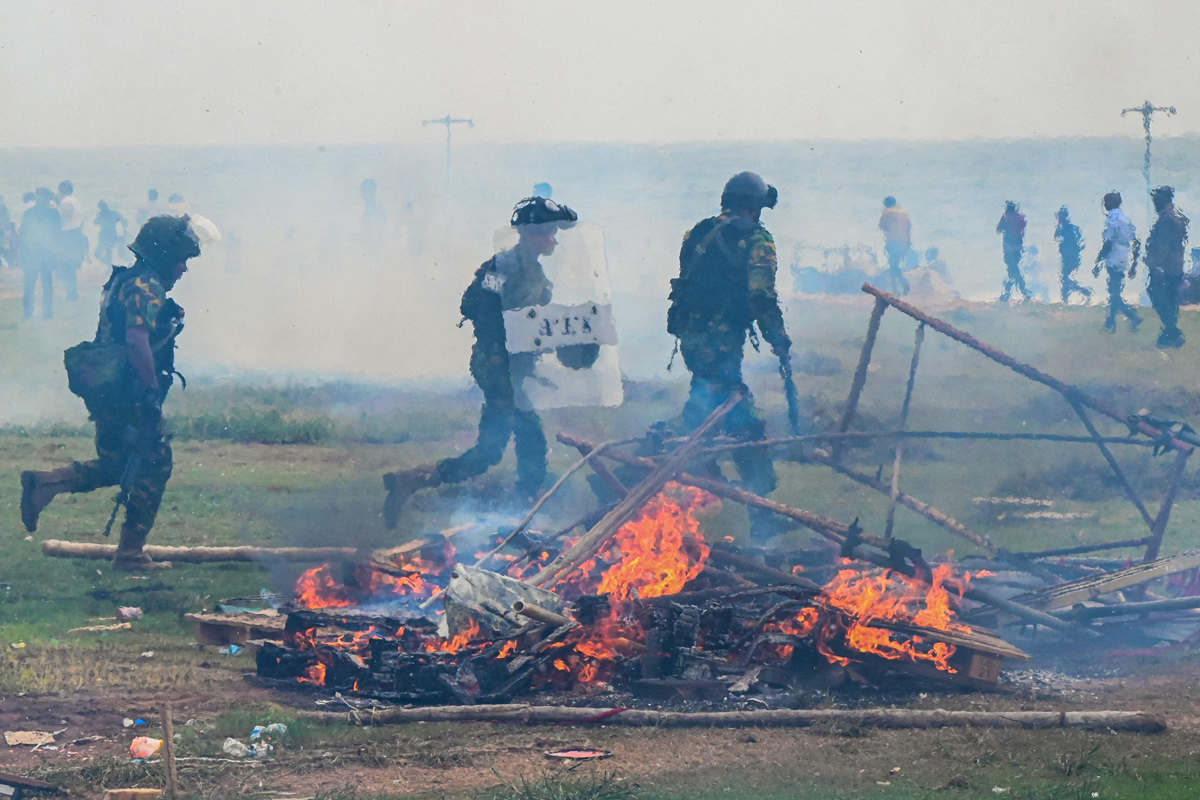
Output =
[
  {"x1": 876, "y1": 188, "x2": 1192, "y2": 349},
  {"x1": 0, "y1": 184, "x2": 188, "y2": 320}
]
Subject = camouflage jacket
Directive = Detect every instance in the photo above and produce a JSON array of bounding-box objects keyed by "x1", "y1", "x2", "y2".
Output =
[
  {"x1": 96, "y1": 265, "x2": 184, "y2": 389},
  {"x1": 669, "y1": 213, "x2": 790, "y2": 353}
]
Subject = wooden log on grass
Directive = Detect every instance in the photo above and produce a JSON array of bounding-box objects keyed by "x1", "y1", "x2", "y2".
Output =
[
  {"x1": 301, "y1": 704, "x2": 1165, "y2": 733},
  {"x1": 42, "y1": 540, "x2": 362, "y2": 563}
]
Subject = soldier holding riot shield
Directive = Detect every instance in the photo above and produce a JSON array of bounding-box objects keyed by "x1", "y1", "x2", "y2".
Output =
[{"x1": 383, "y1": 196, "x2": 621, "y2": 525}]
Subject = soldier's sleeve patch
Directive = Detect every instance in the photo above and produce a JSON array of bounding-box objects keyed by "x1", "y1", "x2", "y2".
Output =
[{"x1": 123, "y1": 275, "x2": 166, "y2": 330}]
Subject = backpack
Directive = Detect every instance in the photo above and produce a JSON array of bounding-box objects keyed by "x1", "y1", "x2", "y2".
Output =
[
  {"x1": 63, "y1": 266, "x2": 139, "y2": 407},
  {"x1": 63, "y1": 339, "x2": 132, "y2": 407},
  {"x1": 667, "y1": 218, "x2": 751, "y2": 336}
]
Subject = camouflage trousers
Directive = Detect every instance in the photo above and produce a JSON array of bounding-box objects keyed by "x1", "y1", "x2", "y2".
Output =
[
  {"x1": 679, "y1": 331, "x2": 778, "y2": 499},
  {"x1": 72, "y1": 407, "x2": 173, "y2": 546},
  {"x1": 435, "y1": 397, "x2": 547, "y2": 497}
]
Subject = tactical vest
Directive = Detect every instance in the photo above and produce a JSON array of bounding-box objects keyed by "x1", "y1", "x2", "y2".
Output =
[
  {"x1": 668, "y1": 217, "x2": 752, "y2": 336},
  {"x1": 64, "y1": 266, "x2": 184, "y2": 407}
]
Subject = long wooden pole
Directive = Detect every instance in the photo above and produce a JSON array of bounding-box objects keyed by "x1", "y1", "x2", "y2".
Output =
[
  {"x1": 886, "y1": 323, "x2": 925, "y2": 539},
  {"x1": 162, "y1": 700, "x2": 178, "y2": 800},
  {"x1": 834, "y1": 296, "x2": 887, "y2": 462},
  {"x1": 302, "y1": 704, "x2": 1165, "y2": 733},
  {"x1": 1144, "y1": 449, "x2": 1191, "y2": 563},
  {"x1": 42, "y1": 540, "x2": 361, "y2": 563},
  {"x1": 861, "y1": 283, "x2": 1198, "y2": 453},
  {"x1": 530, "y1": 390, "x2": 744, "y2": 588},
  {"x1": 1071, "y1": 402, "x2": 1156, "y2": 530}
]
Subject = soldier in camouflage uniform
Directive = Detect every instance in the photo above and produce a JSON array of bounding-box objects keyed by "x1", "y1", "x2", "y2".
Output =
[
  {"x1": 668, "y1": 172, "x2": 792, "y2": 542},
  {"x1": 20, "y1": 216, "x2": 200, "y2": 571},
  {"x1": 383, "y1": 197, "x2": 578, "y2": 527}
]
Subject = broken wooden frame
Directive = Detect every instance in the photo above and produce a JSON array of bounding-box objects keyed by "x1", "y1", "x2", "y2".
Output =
[{"x1": 833, "y1": 285, "x2": 1194, "y2": 566}]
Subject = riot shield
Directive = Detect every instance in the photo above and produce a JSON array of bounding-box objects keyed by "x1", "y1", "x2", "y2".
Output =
[{"x1": 492, "y1": 221, "x2": 623, "y2": 410}]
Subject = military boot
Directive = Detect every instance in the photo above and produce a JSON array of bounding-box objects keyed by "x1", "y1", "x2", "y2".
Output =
[
  {"x1": 20, "y1": 466, "x2": 82, "y2": 532},
  {"x1": 382, "y1": 465, "x2": 441, "y2": 529},
  {"x1": 112, "y1": 524, "x2": 172, "y2": 572}
]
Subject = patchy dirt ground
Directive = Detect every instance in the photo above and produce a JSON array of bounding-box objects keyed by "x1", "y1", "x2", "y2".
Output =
[{"x1": 3, "y1": 646, "x2": 1200, "y2": 800}]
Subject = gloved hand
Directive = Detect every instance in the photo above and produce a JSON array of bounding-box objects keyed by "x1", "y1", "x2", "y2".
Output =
[{"x1": 136, "y1": 387, "x2": 163, "y2": 428}]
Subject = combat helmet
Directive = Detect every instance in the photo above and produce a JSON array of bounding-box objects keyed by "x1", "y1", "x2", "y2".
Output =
[
  {"x1": 721, "y1": 172, "x2": 778, "y2": 211},
  {"x1": 129, "y1": 215, "x2": 201, "y2": 272},
  {"x1": 511, "y1": 196, "x2": 577, "y2": 227}
]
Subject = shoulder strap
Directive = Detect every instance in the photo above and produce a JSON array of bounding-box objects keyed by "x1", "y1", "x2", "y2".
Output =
[{"x1": 682, "y1": 217, "x2": 735, "y2": 278}]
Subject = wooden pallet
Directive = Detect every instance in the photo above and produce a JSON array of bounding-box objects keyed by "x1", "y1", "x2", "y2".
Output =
[{"x1": 184, "y1": 610, "x2": 286, "y2": 646}]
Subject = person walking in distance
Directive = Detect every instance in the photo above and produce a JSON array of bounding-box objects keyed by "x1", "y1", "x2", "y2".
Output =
[
  {"x1": 996, "y1": 201, "x2": 1033, "y2": 302},
  {"x1": 1054, "y1": 206, "x2": 1091, "y2": 304},
  {"x1": 1144, "y1": 185, "x2": 1189, "y2": 347},
  {"x1": 1092, "y1": 191, "x2": 1142, "y2": 333},
  {"x1": 877, "y1": 196, "x2": 912, "y2": 295}
]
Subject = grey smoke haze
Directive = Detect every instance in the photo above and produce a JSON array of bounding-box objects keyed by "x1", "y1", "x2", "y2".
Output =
[
  {"x1": 1, "y1": 134, "x2": 1194, "y2": 427},
  {"x1": 0, "y1": 1, "x2": 1197, "y2": 146},
  {"x1": 2, "y1": 2, "x2": 1197, "y2": 424}
]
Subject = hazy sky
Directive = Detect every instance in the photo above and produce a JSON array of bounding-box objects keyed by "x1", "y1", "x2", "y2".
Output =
[{"x1": 1, "y1": 0, "x2": 1197, "y2": 147}]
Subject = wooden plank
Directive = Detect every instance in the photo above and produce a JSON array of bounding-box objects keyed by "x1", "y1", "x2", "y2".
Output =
[
  {"x1": 184, "y1": 611, "x2": 286, "y2": 646},
  {"x1": 1011, "y1": 549, "x2": 1200, "y2": 611}
]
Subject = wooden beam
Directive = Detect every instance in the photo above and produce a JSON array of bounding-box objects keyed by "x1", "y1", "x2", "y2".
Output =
[
  {"x1": 530, "y1": 390, "x2": 744, "y2": 588},
  {"x1": 834, "y1": 296, "x2": 888, "y2": 462},
  {"x1": 886, "y1": 322, "x2": 925, "y2": 539}
]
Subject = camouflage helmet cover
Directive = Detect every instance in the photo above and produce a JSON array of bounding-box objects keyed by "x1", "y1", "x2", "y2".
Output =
[{"x1": 129, "y1": 215, "x2": 202, "y2": 270}]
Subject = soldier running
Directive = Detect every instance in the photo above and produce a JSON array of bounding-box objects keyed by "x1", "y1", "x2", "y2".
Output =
[
  {"x1": 20, "y1": 216, "x2": 201, "y2": 571},
  {"x1": 667, "y1": 171, "x2": 793, "y2": 542},
  {"x1": 382, "y1": 197, "x2": 578, "y2": 526},
  {"x1": 1145, "y1": 186, "x2": 1189, "y2": 348}
]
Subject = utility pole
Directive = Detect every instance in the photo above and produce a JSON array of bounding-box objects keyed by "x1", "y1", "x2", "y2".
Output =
[
  {"x1": 422, "y1": 115, "x2": 473, "y2": 186},
  {"x1": 1122, "y1": 101, "x2": 1176, "y2": 219}
]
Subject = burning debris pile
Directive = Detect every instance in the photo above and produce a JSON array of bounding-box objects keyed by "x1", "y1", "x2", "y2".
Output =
[{"x1": 256, "y1": 482, "x2": 1024, "y2": 704}]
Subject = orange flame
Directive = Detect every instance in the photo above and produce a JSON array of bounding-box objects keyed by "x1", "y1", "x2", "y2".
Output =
[
  {"x1": 423, "y1": 619, "x2": 486, "y2": 654},
  {"x1": 563, "y1": 483, "x2": 717, "y2": 600},
  {"x1": 293, "y1": 550, "x2": 450, "y2": 610},
  {"x1": 769, "y1": 565, "x2": 973, "y2": 673},
  {"x1": 299, "y1": 661, "x2": 326, "y2": 685}
]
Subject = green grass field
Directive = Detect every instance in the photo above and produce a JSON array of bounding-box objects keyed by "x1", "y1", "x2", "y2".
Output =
[{"x1": 3, "y1": 287, "x2": 1200, "y2": 799}]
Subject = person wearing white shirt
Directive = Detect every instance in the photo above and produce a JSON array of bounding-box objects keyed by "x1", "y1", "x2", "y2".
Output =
[
  {"x1": 55, "y1": 180, "x2": 88, "y2": 301},
  {"x1": 1092, "y1": 191, "x2": 1142, "y2": 333}
]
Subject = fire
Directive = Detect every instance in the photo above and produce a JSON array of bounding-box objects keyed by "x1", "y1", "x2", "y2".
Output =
[
  {"x1": 293, "y1": 556, "x2": 446, "y2": 611},
  {"x1": 769, "y1": 565, "x2": 974, "y2": 673},
  {"x1": 566, "y1": 483, "x2": 717, "y2": 600},
  {"x1": 299, "y1": 662, "x2": 326, "y2": 685},
  {"x1": 423, "y1": 619, "x2": 487, "y2": 654}
]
